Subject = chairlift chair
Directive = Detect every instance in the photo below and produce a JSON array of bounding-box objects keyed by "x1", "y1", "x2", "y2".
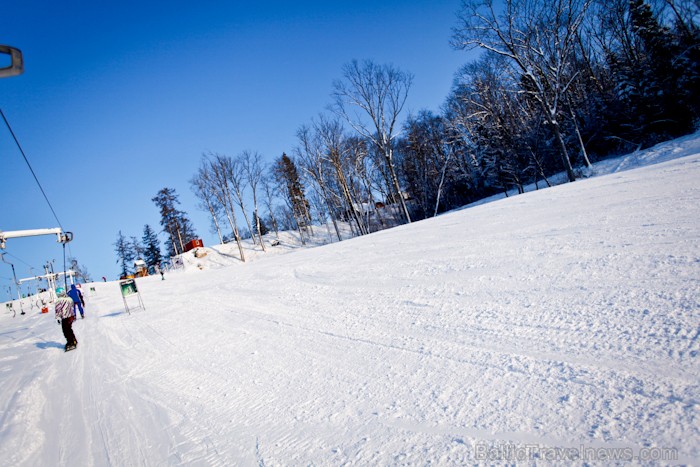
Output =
[{"x1": 0, "y1": 45, "x2": 23, "y2": 78}]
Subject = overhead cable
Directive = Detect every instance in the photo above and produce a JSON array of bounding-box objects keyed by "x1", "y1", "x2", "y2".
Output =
[{"x1": 0, "y1": 107, "x2": 64, "y2": 230}]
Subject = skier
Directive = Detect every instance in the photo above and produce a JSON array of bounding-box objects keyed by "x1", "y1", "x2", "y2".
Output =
[
  {"x1": 67, "y1": 283, "x2": 86, "y2": 318},
  {"x1": 55, "y1": 287, "x2": 78, "y2": 351},
  {"x1": 154, "y1": 263, "x2": 165, "y2": 280}
]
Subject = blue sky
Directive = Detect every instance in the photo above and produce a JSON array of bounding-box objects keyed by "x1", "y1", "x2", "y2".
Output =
[{"x1": 1, "y1": 0, "x2": 472, "y2": 299}]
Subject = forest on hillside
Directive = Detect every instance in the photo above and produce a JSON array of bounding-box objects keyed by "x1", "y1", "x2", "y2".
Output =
[{"x1": 116, "y1": 0, "x2": 700, "y2": 272}]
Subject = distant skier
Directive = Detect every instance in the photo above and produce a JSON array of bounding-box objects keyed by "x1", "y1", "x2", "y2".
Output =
[
  {"x1": 55, "y1": 287, "x2": 78, "y2": 351},
  {"x1": 67, "y1": 284, "x2": 86, "y2": 319}
]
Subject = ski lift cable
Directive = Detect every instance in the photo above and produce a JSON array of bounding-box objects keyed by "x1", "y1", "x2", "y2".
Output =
[
  {"x1": 0, "y1": 107, "x2": 64, "y2": 230},
  {"x1": 2, "y1": 250, "x2": 39, "y2": 269}
]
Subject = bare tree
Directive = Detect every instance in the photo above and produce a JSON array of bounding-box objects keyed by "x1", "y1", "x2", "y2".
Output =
[
  {"x1": 453, "y1": 0, "x2": 593, "y2": 182},
  {"x1": 295, "y1": 122, "x2": 344, "y2": 242},
  {"x1": 661, "y1": 0, "x2": 699, "y2": 40},
  {"x1": 338, "y1": 135, "x2": 376, "y2": 234},
  {"x1": 307, "y1": 190, "x2": 335, "y2": 243},
  {"x1": 207, "y1": 153, "x2": 246, "y2": 262},
  {"x1": 315, "y1": 115, "x2": 370, "y2": 236},
  {"x1": 229, "y1": 154, "x2": 255, "y2": 244},
  {"x1": 261, "y1": 175, "x2": 281, "y2": 239},
  {"x1": 331, "y1": 59, "x2": 414, "y2": 222},
  {"x1": 450, "y1": 55, "x2": 541, "y2": 194},
  {"x1": 68, "y1": 257, "x2": 92, "y2": 283},
  {"x1": 241, "y1": 150, "x2": 267, "y2": 251},
  {"x1": 190, "y1": 163, "x2": 224, "y2": 245}
]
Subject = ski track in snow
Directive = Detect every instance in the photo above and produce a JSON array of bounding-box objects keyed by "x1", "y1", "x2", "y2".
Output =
[{"x1": 1, "y1": 135, "x2": 699, "y2": 465}]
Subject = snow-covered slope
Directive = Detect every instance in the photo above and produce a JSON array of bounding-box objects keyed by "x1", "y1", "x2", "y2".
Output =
[{"x1": 1, "y1": 135, "x2": 698, "y2": 465}]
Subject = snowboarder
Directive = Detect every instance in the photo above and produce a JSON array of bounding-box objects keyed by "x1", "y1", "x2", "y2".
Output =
[
  {"x1": 67, "y1": 283, "x2": 86, "y2": 318},
  {"x1": 55, "y1": 287, "x2": 78, "y2": 351}
]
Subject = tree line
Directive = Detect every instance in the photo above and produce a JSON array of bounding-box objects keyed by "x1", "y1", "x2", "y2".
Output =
[
  {"x1": 437, "y1": 0, "x2": 699, "y2": 209},
  {"x1": 115, "y1": 0, "x2": 699, "y2": 272}
]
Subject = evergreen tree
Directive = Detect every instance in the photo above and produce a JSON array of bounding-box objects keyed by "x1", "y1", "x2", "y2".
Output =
[
  {"x1": 609, "y1": 0, "x2": 700, "y2": 144},
  {"x1": 627, "y1": 0, "x2": 678, "y2": 139},
  {"x1": 130, "y1": 236, "x2": 145, "y2": 260},
  {"x1": 273, "y1": 154, "x2": 312, "y2": 234},
  {"x1": 142, "y1": 224, "x2": 163, "y2": 269},
  {"x1": 151, "y1": 187, "x2": 197, "y2": 256},
  {"x1": 114, "y1": 230, "x2": 135, "y2": 278}
]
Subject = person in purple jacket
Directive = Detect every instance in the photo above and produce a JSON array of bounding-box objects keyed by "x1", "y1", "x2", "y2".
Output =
[{"x1": 55, "y1": 287, "x2": 78, "y2": 351}]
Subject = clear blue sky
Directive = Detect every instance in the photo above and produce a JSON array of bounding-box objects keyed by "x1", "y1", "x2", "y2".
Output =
[{"x1": 0, "y1": 0, "x2": 472, "y2": 299}]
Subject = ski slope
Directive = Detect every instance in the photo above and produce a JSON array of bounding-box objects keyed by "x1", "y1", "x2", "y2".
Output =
[{"x1": 1, "y1": 135, "x2": 699, "y2": 465}]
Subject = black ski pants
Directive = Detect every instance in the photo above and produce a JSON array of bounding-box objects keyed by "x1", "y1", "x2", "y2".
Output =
[{"x1": 61, "y1": 317, "x2": 77, "y2": 346}]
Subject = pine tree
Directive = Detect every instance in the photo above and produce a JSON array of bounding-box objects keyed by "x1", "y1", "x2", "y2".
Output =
[
  {"x1": 142, "y1": 224, "x2": 162, "y2": 269},
  {"x1": 114, "y1": 231, "x2": 135, "y2": 278},
  {"x1": 130, "y1": 236, "x2": 145, "y2": 260},
  {"x1": 151, "y1": 187, "x2": 197, "y2": 256},
  {"x1": 615, "y1": 0, "x2": 700, "y2": 142},
  {"x1": 273, "y1": 154, "x2": 312, "y2": 236}
]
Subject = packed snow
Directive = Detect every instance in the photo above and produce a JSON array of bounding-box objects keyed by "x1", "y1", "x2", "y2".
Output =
[{"x1": 1, "y1": 135, "x2": 699, "y2": 465}]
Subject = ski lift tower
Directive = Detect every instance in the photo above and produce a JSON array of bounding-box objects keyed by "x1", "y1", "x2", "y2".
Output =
[
  {"x1": 1, "y1": 253, "x2": 23, "y2": 315},
  {"x1": 0, "y1": 229, "x2": 73, "y2": 306}
]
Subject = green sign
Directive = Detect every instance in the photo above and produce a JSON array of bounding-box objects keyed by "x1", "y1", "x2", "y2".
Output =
[{"x1": 119, "y1": 279, "x2": 138, "y2": 297}]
